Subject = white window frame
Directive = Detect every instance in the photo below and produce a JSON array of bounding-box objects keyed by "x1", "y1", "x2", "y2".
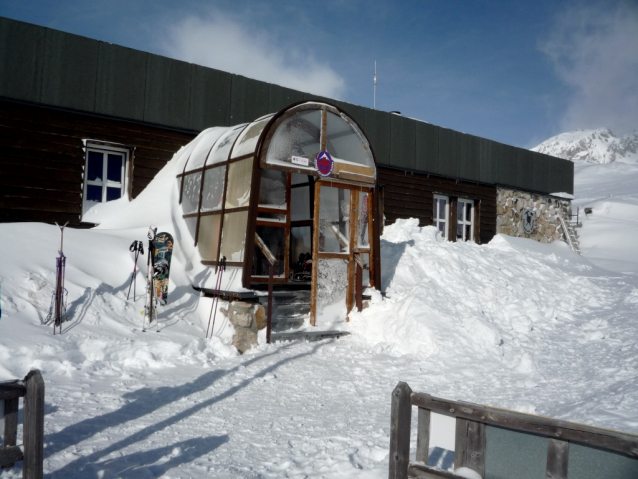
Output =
[
  {"x1": 433, "y1": 194, "x2": 449, "y2": 239},
  {"x1": 457, "y1": 198, "x2": 474, "y2": 242},
  {"x1": 82, "y1": 143, "x2": 130, "y2": 217}
]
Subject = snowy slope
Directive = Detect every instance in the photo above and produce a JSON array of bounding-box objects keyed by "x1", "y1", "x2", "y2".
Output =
[
  {"x1": 532, "y1": 128, "x2": 638, "y2": 164},
  {"x1": 1, "y1": 150, "x2": 638, "y2": 476}
]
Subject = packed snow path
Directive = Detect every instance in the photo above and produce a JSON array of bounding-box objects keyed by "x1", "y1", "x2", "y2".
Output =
[{"x1": 1, "y1": 219, "x2": 638, "y2": 477}]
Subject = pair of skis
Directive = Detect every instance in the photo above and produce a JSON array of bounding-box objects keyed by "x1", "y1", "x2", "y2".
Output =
[{"x1": 46, "y1": 222, "x2": 69, "y2": 335}]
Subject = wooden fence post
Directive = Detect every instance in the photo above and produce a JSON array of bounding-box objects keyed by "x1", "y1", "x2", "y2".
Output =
[
  {"x1": 389, "y1": 382, "x2": 412, "y2": 479},
  {"x1": 546, "y1": 438, "x2": 569, "y2": 479},
  {"x1": 23, "y1": 369, "x2": 44, "y2": 479},
  {"x1": 415, "y1": 407, "x2": 431, "y2": 464},
  {"x1": 454, "y1": 418, "x2": 486, "y2": 477},
  {"x1": 2, "y1": 396, "x2": 19, "y2": 469}
]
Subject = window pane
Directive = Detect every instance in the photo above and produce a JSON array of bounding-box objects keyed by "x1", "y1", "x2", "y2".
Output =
[
  {"x1": 439, "y1": 199, "x2": 446, "y2": 219},
  {"x1": 197, "y1": 214, "x2": 221, "y2": 261},
  {"x1": 220, "y1": 211, "x2": 249, "y2": 262},
  {"x1": 266, "y1": 110, "x2": 321, "y2": 167},
  {"x1": 457, "y1": 225, "x2": 463, "y2": 240},
  {"x1": 86, "y1": 184, "x2": 102, "y2": 202},
  {"x1": 458, "y1": 203, "x2": 464, "y2": 222},
  {"x1": 357, "y1": 192, "x2": 370, "y2": 248},
  {"x1": 292, "y1": 173, "x2": 310, "y2": 185},
  {"x1": 231, "y1": 116, "x2": 272, "y2": 159},
  {"x1": 466, "y1": 225, "x2": 472, "y2": 241},
  {"x1": 253, "y1": 226, "x2": 285, "y2": 276},
  {"x1": 187, "y1": 127, "x2": 226, "y2": 170},
  {"x1": 259, "y1": 169, "x2": 286, "y2": 207},
  {"x1": 107, "y1": 154, "x2": 123, "y2": 183},
  {"x1": 106, "y1": 187, "x2": 121, "y2": 201},
  {"x1": 291, "y1": 185, "x2": 311, "y2": 221},
  {"x1": 184, "y1": 216, "x2": 198, "y2": 241},
  {"x1": 326, "y1": 112, "x2": 374, "y2": 170},
  {"x1": 290, "y1": 226, "x2": 312, "y2": 277},
  {"x1": 466, "y1": 202, "x2": 473, "y2": 222},
  {"x1": 438, "y1": 222, "x2": 445, "y2": 234},
  {"x1": 87, "y1": 151, "x2": 103, "y2": 182},
  {"x1": 181, "y1": 172, "x2": 202, "y2": 214},
  {"x1": 201, "y1": 166, "x2": 226, "y2": 212},
  {"x1": 225, "y1": 158, "x2": 253, "y2": 208},
  {"x1": 209, "y1": 126, "x2": 243, "y2": 165},
  {"x1": 319, "y1": 186, "x2": 350, "y2": 253}
]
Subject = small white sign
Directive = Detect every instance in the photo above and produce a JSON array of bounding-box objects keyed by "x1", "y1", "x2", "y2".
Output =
[{"x1": 291, "y1": 156, "x2": 309, "y2": 167}]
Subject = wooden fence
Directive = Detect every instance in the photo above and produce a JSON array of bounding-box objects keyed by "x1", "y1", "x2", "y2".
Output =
[
  {"x1": 0, "y1": 369, "x2": 45, "y2": 478},
  {"x1": 389, "y1": 382, "x2": 638, "y2": 479}
]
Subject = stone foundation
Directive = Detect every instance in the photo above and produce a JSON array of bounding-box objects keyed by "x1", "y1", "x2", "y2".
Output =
[
  {"x1": 496, "y1": 188, "x2": 572, "y2": 244},
  {"x1": 222, "y1": 301, "x2": 266, "y2": 353}
]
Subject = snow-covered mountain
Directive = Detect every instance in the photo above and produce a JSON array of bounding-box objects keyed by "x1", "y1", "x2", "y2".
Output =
[{"x1": 532, "y1": 128, "x2": 638, "y2": 164}]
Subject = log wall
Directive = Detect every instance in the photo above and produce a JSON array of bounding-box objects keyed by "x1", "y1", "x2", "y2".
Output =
[
  {"x1": 0, "y1": 100, "x2": 196, "y2": 225},
  {"x1": 379, "y1": 167, "x2": 497, "y2": 244}
]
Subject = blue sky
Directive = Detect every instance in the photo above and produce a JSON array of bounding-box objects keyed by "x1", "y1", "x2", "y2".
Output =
[{"x1": 2, "y1": 0, "x2": 637, "y2": 148}]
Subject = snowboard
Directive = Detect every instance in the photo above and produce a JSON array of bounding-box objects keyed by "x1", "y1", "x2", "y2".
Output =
[{"x1": 153, "y1": 232, "x2": 173, "y2": 305}]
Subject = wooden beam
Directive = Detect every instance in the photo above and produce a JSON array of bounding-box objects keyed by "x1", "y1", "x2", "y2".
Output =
[
  {"x1": 408, "y1": 463, "x2": 472, "y2": 479},
  {"x1": 416, "y1": 407, "x2": 431, "y2": 464},
  {"x1": 0, "y1": 381, "x2": 26, "y2": 400},
  {"x1": 411, "y1": 392, "x2": 638, "y2": 458},
  {"x1": 389, "y1": 382, "x2": 412, "y2": 479},
  {"x1": 310, "y1": 185, "x2": 321, "y2": 326},
  {"x1": 23, "y1": 369, "x2": 45, "y2": 479},
  {"x1": 546, "y1": 438, "x2": 569, "y2": 479}
]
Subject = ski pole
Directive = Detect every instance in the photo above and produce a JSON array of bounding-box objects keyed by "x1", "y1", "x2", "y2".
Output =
[
  {"x1": 205, "y1": 259, "x2": 224, "y2": 338},
  {"x1": 127, "y1": 241, "x2": 144, "y2": 301},
  {"x1": 208, "y1": 256, "x2": 227, "y2": 339}
]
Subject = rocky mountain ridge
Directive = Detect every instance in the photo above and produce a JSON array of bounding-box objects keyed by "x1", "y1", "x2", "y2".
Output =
[{"x1": 532, "y1": 128, "x2": 638, "y2": 164}]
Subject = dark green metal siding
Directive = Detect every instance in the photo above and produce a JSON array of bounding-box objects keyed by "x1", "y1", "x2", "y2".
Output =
[
  {"x1": 459, "y1": 134, "x2": 480, "y2": 182},
  {"x1": 144, "y1": 54, "x2": 191, "y2": 128},
  {"x1": 498, "y1": 144, "x2": 517, "y2": 187},
  {"x1": 0, "y1": 17, "x2": 44, "y2": 103},
  {"x1": 268, "y1": 84, "x2": 305, "y2": 114},
  {"x1": 96, "y1": 42, "x2": 147, "y2": 122},
  {"x1": 363, "y1": 108, "x2": 391, "y2": 167},
  {"x1": 390, "y1": 114, "x2": 416, "y2": 170},
  {"x1": 41, "y1": 28, "x2": 99, "y2": 112},
  {"x1": 478, "y1": 137, "x2": 499, "y2": 184},
  {"x1": 415, "y1": 122, "x2": 440, "y2": 173},
  {"x1": 438, "y1": 128, "x2": 461, "y2": 179},
  {"x1": 0, "y1": 16, "x2": 575, "y2": 195},
  {"x1": 189, "y1": 65, "x2": 231, "y2": 130},
  {"x1": 229, "y1": 74, "x2": 270, "y2": 124}
]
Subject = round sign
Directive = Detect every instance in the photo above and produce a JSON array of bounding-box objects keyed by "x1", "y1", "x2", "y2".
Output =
[
  {"x1": 522, "y1": 208, "x2": 536, "y2": 234},
  {"x1": 315, "y1": 151, "x2": 334, "y2": 177}
]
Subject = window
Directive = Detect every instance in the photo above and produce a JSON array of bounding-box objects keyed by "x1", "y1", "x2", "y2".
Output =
[
  {"x1": 457, "y1": 199, "x2": 474, "y2": 242},
  {"x1": 83, "y1": 143, "x2": 130, "y2": 216},
  {"x1": 434, "y1": 195, "x2": 449, "y2": 239}
]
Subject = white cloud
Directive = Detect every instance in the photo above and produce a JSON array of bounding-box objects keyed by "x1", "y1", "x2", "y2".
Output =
[
  {"x1": 541, "y1": 0, "x2": 638, "y2": 135},
  {"x1": 161, "y1": 13, "x2": 345, "y2": 99}
]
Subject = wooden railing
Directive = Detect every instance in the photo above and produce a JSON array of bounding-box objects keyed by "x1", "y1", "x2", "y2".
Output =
[
  {"x1": 0, "y1": 370, "x2": 45, "y2": 478},
  {"x1": 389, "y1": 382, "x2": 638, "y2": 479}
]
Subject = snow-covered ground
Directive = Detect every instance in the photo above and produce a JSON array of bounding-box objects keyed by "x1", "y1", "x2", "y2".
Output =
[{"x1": 1, "y1": 155, "x2": 638, "y2": 477}]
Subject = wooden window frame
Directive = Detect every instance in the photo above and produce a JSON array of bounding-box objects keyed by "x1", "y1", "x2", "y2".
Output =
[{"x1": 82, "y1": 141, "x2": 133, "y2": 220}]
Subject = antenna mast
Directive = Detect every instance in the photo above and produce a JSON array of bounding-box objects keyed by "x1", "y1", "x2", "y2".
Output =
[{"x1": 373, "y1": 61, "x2": 377, "y2": 110}]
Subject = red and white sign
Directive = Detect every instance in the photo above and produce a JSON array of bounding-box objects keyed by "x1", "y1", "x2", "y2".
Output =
[{"x1": 291, "y1": 156, "x2": 309, "y2": 167}]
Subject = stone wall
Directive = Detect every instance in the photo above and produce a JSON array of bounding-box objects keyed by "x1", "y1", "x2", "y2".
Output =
[{"x1": 496, "y1": 188, "x2": 572, "y2": 244}]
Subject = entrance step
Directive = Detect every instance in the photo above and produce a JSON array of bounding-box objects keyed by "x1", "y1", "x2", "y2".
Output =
[
  {"x1": 256, "y1": 289, "x2": 311, "y2": 332},
  {"x1": 271, "y1": 330, "x2": 350, "y2": 342}
]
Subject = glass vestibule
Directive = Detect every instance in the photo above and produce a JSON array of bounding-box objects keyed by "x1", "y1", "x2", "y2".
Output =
[{"x1": 176, "y1": 101, "x2": 379, "y2": 324}]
